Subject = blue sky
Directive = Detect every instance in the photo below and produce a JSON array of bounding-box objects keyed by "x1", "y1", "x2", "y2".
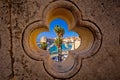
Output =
[{"x1": 37, "y1": 18, "x2": 79, "y2": 42}]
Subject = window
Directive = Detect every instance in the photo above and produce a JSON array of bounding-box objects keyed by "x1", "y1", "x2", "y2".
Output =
[
  {"x1": 36, "y1": 18, "x2": 81, "y2": 62},
  {"x1": 22, "y1": 0, "x2": 102, "y2": 79}
]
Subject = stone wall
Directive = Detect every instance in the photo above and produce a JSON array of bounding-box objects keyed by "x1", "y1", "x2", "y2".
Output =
[{"x1": 0, "y1": 0, "x2": 120, "y2": 80}]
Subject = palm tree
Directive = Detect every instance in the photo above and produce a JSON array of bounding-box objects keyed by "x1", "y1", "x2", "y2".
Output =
[
  {"x1": 54, "y1": 25, "x2": 65, "y2": 38},
  {"x1": 54, "y1": 25, "x2": 65, "y2": 61}
]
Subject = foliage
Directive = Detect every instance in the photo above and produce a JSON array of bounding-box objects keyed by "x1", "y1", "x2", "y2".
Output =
[
  {"x1": 54, "y1": 25, "x2": 65, "y2": 38},
  {"x1": 40, "y1": 42, "x2": 47, "y2": 50},
  {"x1": 54, "y1": 37, "x2": 62, "y2": 47},
  {"x1": 54, "y1": 25, "x2": 65, "y2": 62}
]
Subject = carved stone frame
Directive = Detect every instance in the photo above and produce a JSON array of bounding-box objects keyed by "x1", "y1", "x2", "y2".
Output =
[{"x1": 22, "y1": 0, "x2": 102, "y2": 79}]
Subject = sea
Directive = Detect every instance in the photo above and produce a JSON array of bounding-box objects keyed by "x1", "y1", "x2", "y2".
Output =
[
  {"x1": 37, "y1": 40, "x2": 73, "y2": 61},
  {"x1": 49, "y1": 43, "x2": 72, "y2": 54}
]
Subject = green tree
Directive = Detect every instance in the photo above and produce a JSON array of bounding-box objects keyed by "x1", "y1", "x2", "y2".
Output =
[
  {"x1": 40, "y1": 42, "x2": 47, "y2": 50},
  {"x1": 54, "y1": 25, "x2": 65, "y2": 61},
  {"x1": 54, "y1": 25, "x2": 65, "y2": 38},
  {"x1": 54, "y1": 37, "x2": 62, "y2": 48}
]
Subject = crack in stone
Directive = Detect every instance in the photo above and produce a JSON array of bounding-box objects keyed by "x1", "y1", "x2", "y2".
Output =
[
  {"x1": 8, "y1": 21, "x2": 15, "y2": 79},
  {"x1": 8, "y1": 0, "x2": 15, "y2": 79},
  {"x1": 0, "y1": 35, "x2": 2, "y2": 49},
  {"x1": 119, "y1": 34, "x2": 120, "y2": 45}
]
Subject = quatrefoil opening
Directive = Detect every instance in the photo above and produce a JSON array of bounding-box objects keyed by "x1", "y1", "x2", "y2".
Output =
[
  {"x1": 36, "y1": 18, "x2": 81, "y2": 62},
  {"x1": 22, "y1": 0, "x2": 102, "y2": 79}
]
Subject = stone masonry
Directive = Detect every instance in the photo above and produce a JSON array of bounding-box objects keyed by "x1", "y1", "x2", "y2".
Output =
[{"x1": 0, "y1": 0, "x2": 120, "y2": 80}]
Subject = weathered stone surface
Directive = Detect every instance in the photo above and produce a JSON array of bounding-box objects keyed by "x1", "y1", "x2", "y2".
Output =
[
  {"x1": 11, "y1": 0, "x2": 53, "y2": 80},
  {"x1": 0, "y1": 0, "x2": 120, "y2": 80},
  {"x1": 70, "y1": 0, "x2": 120, "y2": 80},
  {"x1": 0, "y1": 0, "x2": 12, "y2": 80}
]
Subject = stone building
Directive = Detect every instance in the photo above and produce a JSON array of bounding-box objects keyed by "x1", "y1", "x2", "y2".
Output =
[
  {"x1": 0, "y1": 0, "x2": 120, "y2": 80},
  {"x1": 40, "y1": 36, "x2": 47, "y2": 43}
]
